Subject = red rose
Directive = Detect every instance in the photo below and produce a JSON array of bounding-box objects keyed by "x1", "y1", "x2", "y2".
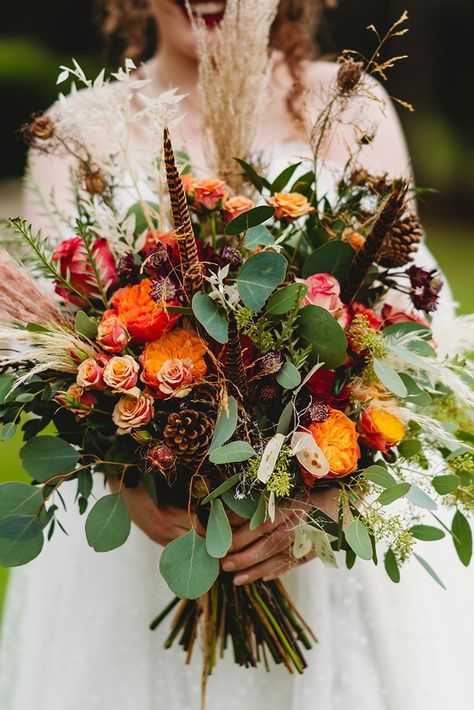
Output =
[
  {"x1": 52, "y1": 237, "x2": 118, "y2": 306},
  {"x1": 382, "y1": 304, "x2": 431, "y2": 328},
  {"x1": 305, "y1": 368, "x2": 349, "y2": 407}
]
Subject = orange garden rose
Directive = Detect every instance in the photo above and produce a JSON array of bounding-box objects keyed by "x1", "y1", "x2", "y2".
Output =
[
  {"x1": 140, "y1": 328, "x2": 207, "y2": 398},
  {"x1": 223, "y1": 195, "x2": 255, "y2": 223},
  {"x1": 303, "y1": 408, "x2": 360, "y2": 483},
  {"x1": 359, "y1": 406, "x2": 405, "y2": 453},
  {"x1": 268, "y1": 192, "x2": 315, "y2": 220},
  {"x1": 111, "y1": 279, "x2": 179, "y2": 343},
  {"x1": 193, "y1": 178, "x2": 227, "y2": 210},
  {"x1": 112, "y1": 392, "x2": 154, "y2": 435}
]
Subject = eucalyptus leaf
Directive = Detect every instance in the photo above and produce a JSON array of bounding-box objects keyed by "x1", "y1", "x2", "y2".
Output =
[
  {"x1": 410, "y1": 524, "x2": 445, "y2": 541},
  {"x1": 302, "y1": 241, "x2": 355, "y2": 281},
  {"x1": 276, "y1": 401, "x2": 294, "y2": 435},
  {"x1": 225, "y1": 205, "x2": 275, "y2": 236},
  {"x1": 209, "y1": 441, "x2": 256, "y2": 464},
  {"x1": 345, "y1": 519, "x2": 372, "y2": 560},
  {"x1": 414, "y1": 553, "x2": 446, "y2": 589},
  {"x1": 406, "y1": 484, "x2": 438, "y2": 510},
  {"x1": 236, "y1": 252, "x2": 287, "y2": 312},
  {"x1": 126, "y1": 201, "x2": 160, "y2": 234},
  {"x1": 160, "y1": 529, "x2": 219, "y2": 599},
  {"x1": 75, "y1": 311, "x2": 98, "y2": 339},
  {"x1": 201, "y1": 473, "x2": 241, "y2": 505},
  {"x1": 275, "y1": 362, "x2": 301, "y2": 390},
  {"x1": 0, "y1": 482, "x2": 43, "y2": 521},
  {"x1": 384, "y1": 548, "x2": 400, "y2": 583},
  {"x1": 377, "y1": 482, "x2": 411, "y2": 506},
  {"x1": 398, "y1": 439, "x2": 422, "y2": 458},
  {"x1": 432, "y1": 474, "x2": 461, "y2": 495},
  {"x1": 85, "y1": 493, "x2": 131, "y2": 553},
  {"x1": 192, "y1": 292, "x2": 229, "y2": 344},
  {"x1": 298, "y1": 305, "x2": 347, "y2": 369},
  {"x1": 20, "y1": 436, "x2": 80, "y2": 483},
  {"x1": 398, "y1": 373, "x2": 432, "y2": 407},
  {"x1": 452, "y1": 509, "x2": 472, "y2": 566},
  {"x1": 222, "y1": 489, "x2": 259, "y2": 520},
  {"x1": 206, "y1": 499, "x2": 232, "y2": 558},
  {"x1": 209, "y1": 397, "x2": 238, "y2": 452},
  {"x1": 250, "y1": 494, "x2": 267, "y2": 531},
  {"x1": 243, "y1": 225, "x2": 274, "y2": 250},
  {"x1": 362, "y1": 465, "x2": 397, "y2": 489},
  {"x1": 373, "y1": 360, "x2": 408, "y2": 398},
  {"x1": 1, "y1": 422, "x2": 17, "y2": 441},
  {"x1": 0, "y1": 514, "x2": 44, "y2": 567},
  {"x1": 265, "y1": 283, "x2": 306, "y2": 315},
  {"x1": 383, "y1": 322, "x2": 432, "y2": 340},
  {"x1": 0, "y1": 374, "x2": 14, "y2": 405}
]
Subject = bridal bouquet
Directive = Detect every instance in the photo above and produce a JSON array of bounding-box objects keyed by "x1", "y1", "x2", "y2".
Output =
[{"x1": 0, "y1": 6, "x2": 473, "y2": 696}]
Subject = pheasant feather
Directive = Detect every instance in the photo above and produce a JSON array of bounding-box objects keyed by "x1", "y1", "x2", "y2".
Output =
[{"x1": 225, "y1": 312, "x2": 248, "y2": 401}]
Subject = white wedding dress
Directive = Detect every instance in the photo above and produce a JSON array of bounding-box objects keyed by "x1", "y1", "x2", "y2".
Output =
[{"x1": 0, "y1": 143, "x2": 473, "y2": 710}]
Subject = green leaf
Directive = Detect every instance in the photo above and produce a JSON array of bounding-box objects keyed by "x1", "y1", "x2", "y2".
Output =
[
  {"x1": 20, "y1": 436, "x2": 80, "y2": 482},
  {"x1": 384, "y1": 548, "x2": 400, "y2": 583},
  {"x1": 209, "y1": 441, "x2": 256, "y2": 464},
  {"x1": 225, "y1": 205, "x2": 275, "y2": 235},
  {"x1": 75, "y1": 310, "x2": 98, "y2": 339},
  {"x1": 234, "y1": 158, "x2": 272, "y2": 193},
  {"x1": 362, "y1": 465, "x2": 397, "y2": 489},
  {"x1": 373, "y1": 360, "x2": 408, "y2": 398},
  {"x1": 276, "y1": 401, "x2": 294, "y2": 435},
  {"x1": 85, "y1": 493, "x2": 131, "y2": 553},
  {"x1": 160, "y1": 529, "x2": 219, "y2": 599},
  {"x1": 345, "y1": 519, "x2": 372, "y2": 560},
  {"x1": 250, "y1": 494, "x2": 267, "y2": 530},
  {"x1": 452, "y1": 509, "x2": 472, "y2": 566},
  {"x1": 243, "y1": 225, "x2": 274, "y2": 250},
  {"x1": 406, "y1": 484, "x2": 438, "y2": 510},
  {"x1": 201, "y1": 473, "x2": 241, "y2": 505},
  {"x1": 1, "y1": 422, "x2": 17, "y2": 441},
  {"x1": 271, "y1": 162, "x2": 302, "y2": 193},
  {"x1": 383, "y1": 322, "x2": 432, "y2": 340},
  {"x1": 414, "y1": 553, "x2": 446, "y2": 589},
  {"x1": 398, "y1": 373, "x2": 432, "y2": 407},
  {"x1": 236, "y1": 252, "x2": 287, "y2": 312},
  {"x1": 377, "y1": 482, "x2": 411, "y2": 506},
  {"x1": 206, "y1": 499, "x2": 232, "y2": 558},
  {"x1": 192, "y1": 292, "x2": 229, "y2": 344},
  {"x1": 0, "y1": 515, "x2": 44, "y2": 567},
  {"x1": 275, "y1": 362, "x2": 301, "y2": 390},
  {"x1": 209, "y1": 397, "x2": 238, "y2": 452},
  {"x1": 432, "y1": 474, "x2": 461, "y2": 495},
  {"x1": 291, "y1": 171, "x2": 315, "y2": 199},
  {"x1": 222, "y1": 489, "x2": 259, "y2": 520},
  {"x1": 398, "y1": 439, "x2": 422, "y2": 458},
  {"x1": 265, "y1": 283, "x2": 306, "y2": 315},
  {"x1": 0, "y1": 482, "x2": 43, "y2": 521},
  {"x1": 126, "y1": 201, "x2": 160, "y2": 234},
  {"x1": 298, "y1": 305, "x2": 347, "y2": 369},
  {"x1": 0, "y1": 374, "x2": 14, "y2": 405},
  {"x1": 345, "y1": 548, "x2": 356, "y2": 569},
  {"x1": 302, "y1": 241, "x2": 355, "y2": 281},
  {"x1": 410, "y1": 525, "x2": 445, "y2": 541}
]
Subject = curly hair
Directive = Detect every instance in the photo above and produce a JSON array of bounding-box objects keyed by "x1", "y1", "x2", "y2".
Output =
[{"x1": 97, "y1": 0, "x2": 328, "y2": 119}]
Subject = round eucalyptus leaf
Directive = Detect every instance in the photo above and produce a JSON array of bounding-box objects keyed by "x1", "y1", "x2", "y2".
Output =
[
  {"x1": 85, "y1": 493, "x2": 131, "y2": 553},
  {"x1": 0, "y1": 514, "x2": 44, "y2": 567},
  {"x1": 345, "y1": 519, "x2": 372, "y2": 560},
  {"x1": 0, "y1": 482, "x2": 43, "y2": 521},
  {"x1": 20, "y1": 436, "x2": 80, "y2": 482},
  {"x1": 302, "y1": 241, "x2": 355, "y2": 281},
  {"x1": 298, "y1": 305, "x2": 347, "y2": 369},
  {"x1": 160, "y1": 529, "x2": 219, "y2": 599},
  {"x1": 275, "y1": 361, "x2": 301, "y2": 390},
  {"x1": 192, "y1": 292, "x2": 229, "y2": 344},
  {"x1": 224, "y1": 205, "x2": 275, "y2": 235},
  {"x1": 206, "y1": 499, "x2": 232, "y2": 558},
  {"x1": 236, "y1": 252, "x2": 287, "y2": 312}
]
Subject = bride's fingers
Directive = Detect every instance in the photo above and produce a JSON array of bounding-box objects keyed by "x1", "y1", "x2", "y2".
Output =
[
  {"x1": 232, "y1": 552, "x2": 292, "y2": 586},
  {"x1": 222, "y1": 522, "x2": 294, "y2": 572},
  {"x1": 260, "y1": 552, "x2": 317, "y2": 583}
]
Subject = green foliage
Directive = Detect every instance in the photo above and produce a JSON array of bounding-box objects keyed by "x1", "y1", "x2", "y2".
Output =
[
  {"x1": 373, "y1": 360, "x2": 408, "y2": 398},
  {"x1": 452, "y1": 509, "x2": 472, "y2": 566},
  {"x1": 406, "y1": 484, "x2": 438, "y2": 510},
  {"x1": 275, "y1": 362, "x2": 301, "y2": 390},
  {"x1": 201, "y1": 473, "x2": 241, "y2": 505},
  {"x1": 384, "y1": 548, "x2": 400, "y2": 583},
  {"x1": 265, "y1": 283, "x2": 307, "y2": 316},
  {"x1": 75, "y1": 311, "x2": 98, "y2": 339},
  {"x1": 0, "y1": 515, "x2": 44, "y2": 567},
  {"x1": 302, "y1": 241, "x2": 355, "y2": 281},
  {"x1": 345, "y1": 519, "x2": 373, "y2": 560},
  {"x1": 0, "y1": 482, "x2": 43, "y2": 521},
  {"x1": 160, "y1": 529, "x2": 219, "y2": 599},
  {"x1": 20, "y1": 436, "x2": 80, "y2": 482},
  {"x1": 243, "y1": 225, "x2": 274, "y2": 250},
  {"x1": 85, "y1": 493, "x2": 131, "y2": 553},
  {"x1": 236, "y1": 252, "x2": 287, "y2": 312},
  {"x1": 298, "y1": 305, "x2": 347, "y2": 368},
  {"x1": 126, "y1": 201, "x2": 160, "y2": 235},
  {"x1": 234, "y1": 158, "x2": 271, "y2": 193},
  {"x1": 377, "y1": 482, "x2": 411, "y2": 506},
  {"x1": 398, "y1": 439, "x2": 422, "y2": 458},
  {"x1": 271, "y1": 162, "x2": 302, "y2": 193},
  {"x1": 222, "y1": 489, "x2": 259, "y2": 519},
  {"x1": 362, "y1": 465, "x2": 397, "y2": 488},
  {"x1": 234, "y1": 306, "x2": 276, "y2": 352},
  {"x1": 247, "y1": 446, "x2": 294, "y2": 498},
  {"x1": 250, "y1": 494, "x2": 267, "y2": 530},
  {"x1": 192, "y1": 292, "x2": 229, "y2": 344},
  {"x1": 432, "y1": 474, "x2": 461, "y2": 495},
  {"x1": 209, "y1": 441, "x2": 256, "y2": 464},
  {"x1": 414, "y1": 553, "x2": 446, "y2": 589},
  {"x1": 206, "y1": 499, "x2": 232, "y2": 558},
  {"x1": 410, "y1": 525, "x2": 445, "y2": 541},
  {"x1": 209, "y1": 397, "x2": 238, "y2": 453},
  {"x1": 225, "y1": 205, "x2": 275, "y2": 236}
]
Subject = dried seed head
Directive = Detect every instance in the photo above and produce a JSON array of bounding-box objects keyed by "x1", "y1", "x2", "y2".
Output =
[
  {"x1": 150, "y1": 276, "x2": 178, "y2": 303},
  {"x1": 259, "y1": 351, "x2": 284, "y2": 375},
  {"x1": 220, "y1": 246, "x2": 243, "y2": 270},
  {"x1": 146, "y1": 444, "x2": 176, "y2": 472},
  {"x1": 84, "y1": 168, "x2": 108, "y2": 195},
  {"x1": 22, "y1": 115, "x2": 55, "y2": 143},
  {"x1": 307, "y1": 400, "x2": 330, "y2": 424},
  {"x1": 337, "y1": 59, "x2": 364, "y2": 93}
]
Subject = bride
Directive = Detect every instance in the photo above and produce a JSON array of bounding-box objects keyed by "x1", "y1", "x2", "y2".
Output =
[{"x1": 1, "y1": 1, "x2": 472, "y2": 709}]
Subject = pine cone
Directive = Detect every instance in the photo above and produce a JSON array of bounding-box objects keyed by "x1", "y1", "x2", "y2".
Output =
[
  {"x1": 377, "y1": 212, "x2": 423, "y2": 268},
  {"x1": 163, "y1": 409, "x2": 214, "y2": 466}
]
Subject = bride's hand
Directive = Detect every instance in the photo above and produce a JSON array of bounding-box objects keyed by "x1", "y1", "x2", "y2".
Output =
[
  {"x1": 222, "y1": 487, "x2": 339, "y2": 585},
  {"x1": 107, "y1": 478, "x2": 192, "y2": 547}
]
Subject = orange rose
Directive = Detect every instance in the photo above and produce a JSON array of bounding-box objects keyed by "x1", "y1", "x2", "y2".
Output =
[
  {"x1": 103, "y1": 355, "x2": 140, "y2": 393},
  {"x1": 112, "y1": 392, "x2": 154, "y2": 435},
  {"x1": 55, "y1": 384, "x2": 97, "y2": 420},
  {"x1": 303, "y1": 408, "x2": 360, "y2": 482},
  {"x1": 182, "y1": 172, "x2": 197, "y2": 196},
  {"x1": 140, "y1": 328, "x2": 207, "y2": 398},
  {"x1": 359, "y1": 406, "x2": 405, "y2": 453},
  {"x1": 111, "y1": 279, "x2": 179, "y2": 343},
  {"x1": 143, "y1": 229, "x2": 176, "y2": 251},
  {"x1": 223, "y1": 195, "x2": 254, "y2": 223},
  {"x1": 193, "y1": 178, "x2": 227, "y2": 210},
  {"x1": 268, "y1": 192, "x2": 315, "y2": 220}
]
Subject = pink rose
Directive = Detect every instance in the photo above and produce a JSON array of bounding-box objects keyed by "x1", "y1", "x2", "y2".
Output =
[
  {"x1": 76, "y1": 358, "x2": 106, "y2": 390},
  {"x1": 382, "y1": 304, "x2": 431, "y2": 328},
  {"x1": 297, "y1": 273, "x2": 349, "y2": 326},
  {"x1": 97, "y1": 310, "x2": 130, "y2": 353},
  {"x1": 193, "y1": 178, "x2": 227, "y2": 210},
  {"x1": 155, "y1": 357, "x2": 195, "y2": 398},
  {"x1": 103, "y1": 355, "x2": 140, "y2": 393},
  {"x1": 222, "y1": 195, "x2": 254, "y2": 224},
  {"x1": 52, "y1": 236, "x2": 118, "y2": 306},
  {"x1": 55, "y1": 384, "x2": 97, "y2": 419},
  {"x1": 112, "y1": 393, "x2": 154, "y2": 435}
]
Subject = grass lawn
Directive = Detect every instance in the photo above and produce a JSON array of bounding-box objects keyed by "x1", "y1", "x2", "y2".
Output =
[{"x1": 0, "y1": 221, "x2": 473, "y2": 617}]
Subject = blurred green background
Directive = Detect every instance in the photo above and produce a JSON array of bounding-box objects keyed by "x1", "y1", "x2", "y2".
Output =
[{"x1": 0, "y1": 0, "x2": 473, "y2": 613}]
